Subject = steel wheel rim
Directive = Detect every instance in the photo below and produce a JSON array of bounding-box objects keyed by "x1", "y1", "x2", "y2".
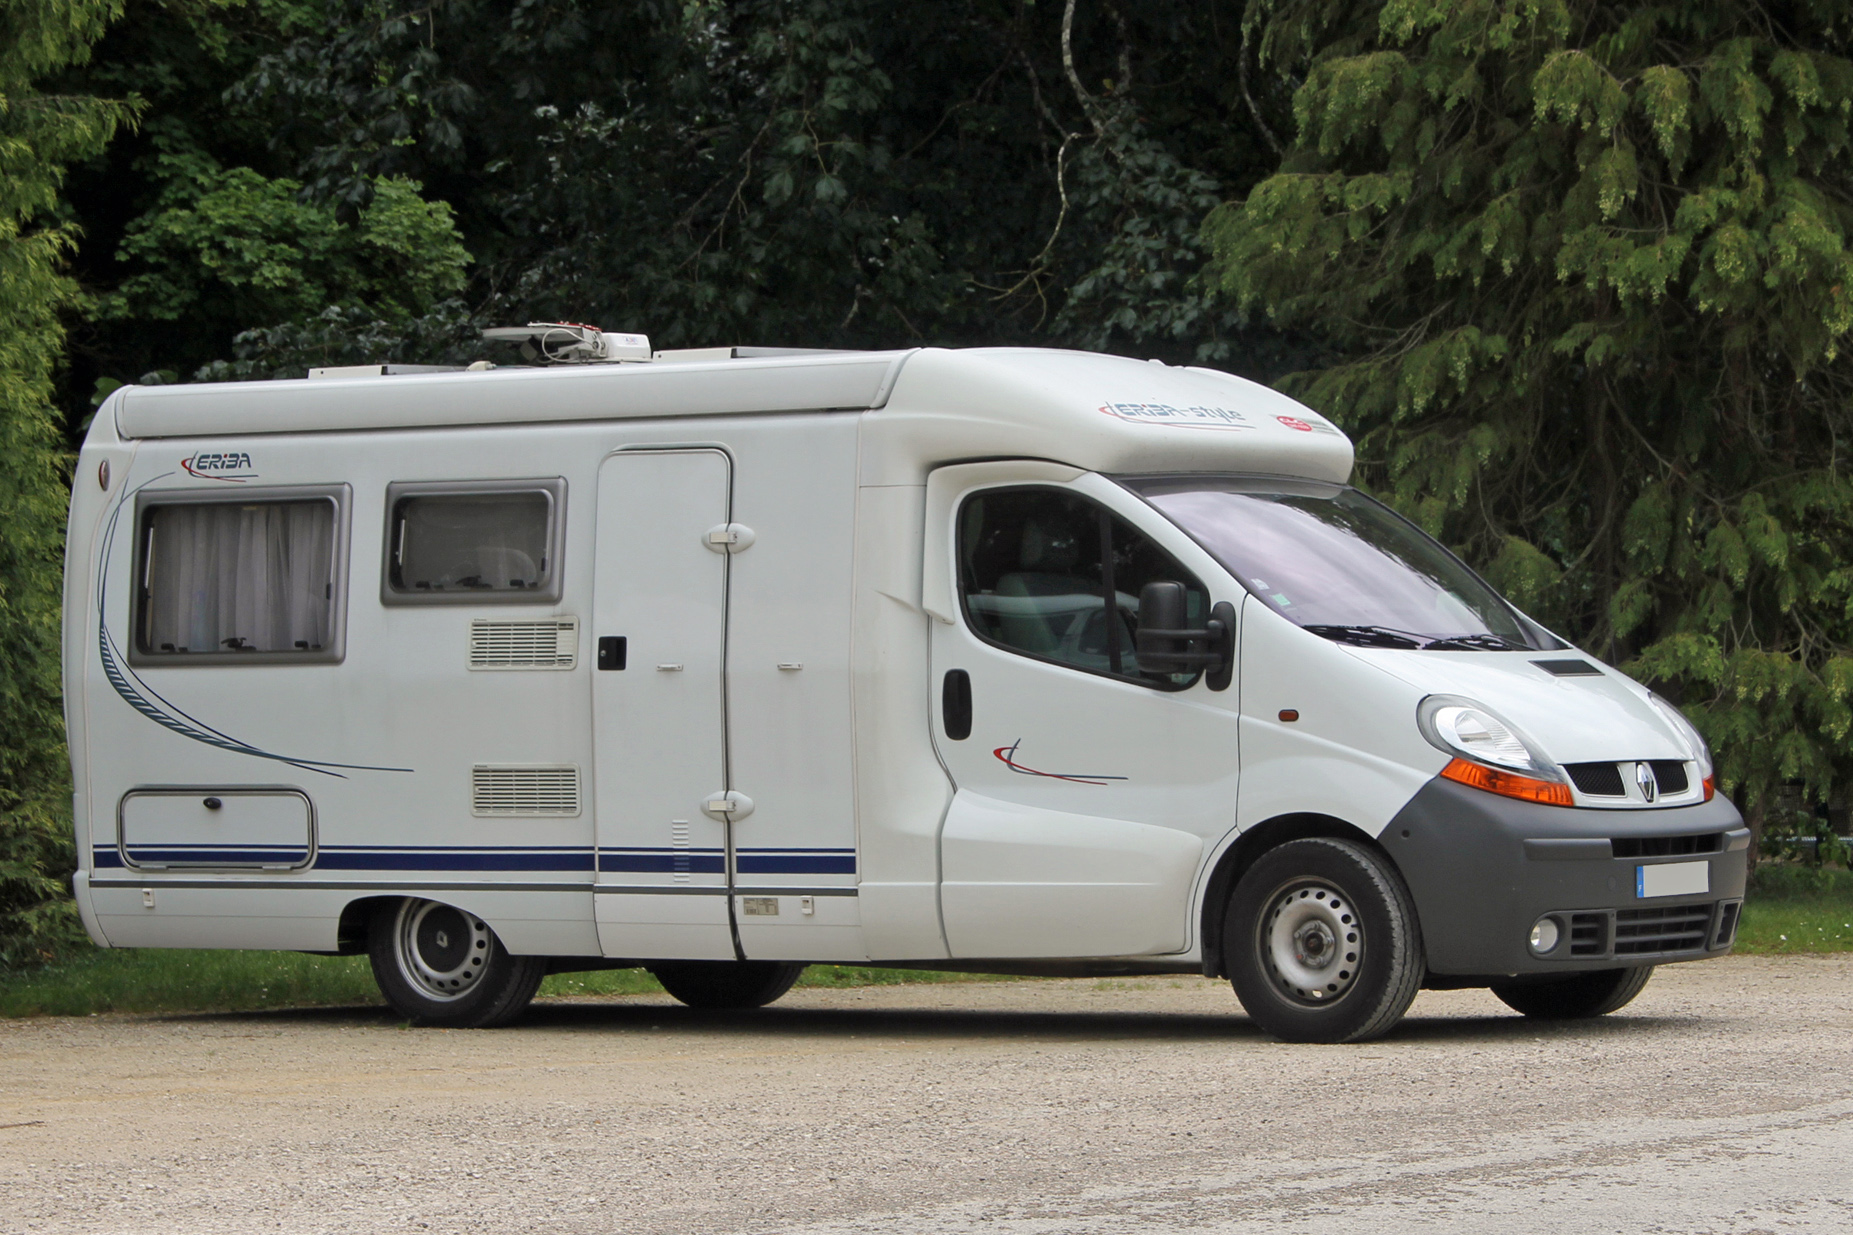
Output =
[
  {"x1": 1261, "y1": 879, "x2": 1362, "y2": 1006},
  {"x1": 395, "y1": 900, "x2": 491, "y2": 1002}
]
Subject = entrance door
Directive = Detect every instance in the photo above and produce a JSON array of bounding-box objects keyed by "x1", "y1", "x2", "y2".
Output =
[
  {"x1": 928, "y1": 468, "x2": 1242, "y2": 959},
  {"x1": 592, "y1": 449, "x2": 736, "y2": 958}
]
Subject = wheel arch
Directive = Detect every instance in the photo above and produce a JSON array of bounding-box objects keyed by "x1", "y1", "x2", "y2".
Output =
[
  {"x1": 1198, "y1": 813, "x2": 1388, "y2": 979},
  {"x1": 335, "y1": 895, "x2": 403, "y2": 955}
]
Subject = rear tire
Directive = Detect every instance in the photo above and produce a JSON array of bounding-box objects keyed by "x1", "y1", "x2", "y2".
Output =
[
  {"x1": 649, "y1": 960, "x2": 805, "y2": 1009},
  {"x1": 1224, "y1": 838, "x2": 1424, "y2": 1044},
  {"x1": 1490, "y1": 966, "x2": 1653, "y2": 1019},
  {"x1": 367, "y1": 899, "x2": 546, "y2": 1028}
]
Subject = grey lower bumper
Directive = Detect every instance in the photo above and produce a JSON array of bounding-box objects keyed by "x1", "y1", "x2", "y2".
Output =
[{"x1": 1378, "y1": 777, "x2": 1748, "y2": 976}]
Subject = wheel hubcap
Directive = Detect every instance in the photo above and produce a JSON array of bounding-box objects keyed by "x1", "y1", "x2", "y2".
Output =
[
  {"x1": 1263, "y1": 880, "x2": 1362, "y2": 1006},
  {"x1": 395, "y1": 901, "x2": 491, "y2": 1001}
]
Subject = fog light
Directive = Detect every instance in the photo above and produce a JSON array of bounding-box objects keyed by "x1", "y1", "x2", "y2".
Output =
[{"x1": 1528, "y1": 916, "x2": 1561, "y2": 956}]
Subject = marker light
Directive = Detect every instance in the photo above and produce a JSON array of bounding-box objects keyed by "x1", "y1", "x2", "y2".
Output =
[{"x1": 1440, "y1": 757, "x2": 1575, "y2": 807}]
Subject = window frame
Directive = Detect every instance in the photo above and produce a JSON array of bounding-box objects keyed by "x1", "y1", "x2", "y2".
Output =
[
  {"x1": 129, "y1": 483, "x2": 352, "y2": 668},
  {"x1": 955, "y1": 483, "x2": 1208, "y2": 692},
  {"x1": 379, "y1": 477, "x2": 567, "y2": 606}
]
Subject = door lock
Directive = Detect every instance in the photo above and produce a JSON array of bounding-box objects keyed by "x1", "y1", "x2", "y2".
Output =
[
  {"x1": 597, "y1": 636, "x2": 627, "y2": 670},
  {"x1": 701, "y1": 790, "x2": 755, "y2": 821}
]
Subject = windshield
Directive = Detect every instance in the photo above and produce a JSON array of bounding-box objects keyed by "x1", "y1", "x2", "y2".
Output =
[{"x1": 1125, "y1": 476, "x2": 1549, "y2": 651}]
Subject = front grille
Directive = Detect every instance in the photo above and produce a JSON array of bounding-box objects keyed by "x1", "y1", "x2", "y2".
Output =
[
  {"x1": 1568, "y1": 911, "x2": 1610, "y2": 956},
  {"x1": 1566, "y1": 762, "x2": 1627, "y2": 796},
  {"x1": 471, "y1": 765, "x2": 581, "y2": 816},
  {"x1": 1614, "y1": 905, "x2": 1712, "y2": 955},
  {"x1": 1648, "y1": 760, "x2": 1689, "y2": 794},
  {"x1": 1611, "y1": 832, "x2": 1721, "y2": 858}
]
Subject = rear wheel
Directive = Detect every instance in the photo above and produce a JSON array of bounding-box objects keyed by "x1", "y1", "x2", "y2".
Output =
[
  {"x1": 367, "y1": 899, "x2": 546, "y2": 1027},
  {"x1": 1490, "y1": 966, "x2": 1653, "y2": 1019},
  {"x1": 1224, "y1": 838, "x2": 1424, "y2": 1044},
  {"x1": 649, "y1": 960, "x2": 805, "y2": 1009}
]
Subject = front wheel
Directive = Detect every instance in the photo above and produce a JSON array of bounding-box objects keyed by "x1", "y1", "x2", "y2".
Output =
[
  {"x1": 367, "y1": 898, "x2": 546, "y2": 1027},
  {"x1": 1224, "y1": 837, "x2": 1425, "y2": 1044},
  {"x1": 1490, "y1": 967, "x2": 1653, "y2": 1019},
  {"x1": 648, "y1": 961, "x2": 805, "y2": 1009}
]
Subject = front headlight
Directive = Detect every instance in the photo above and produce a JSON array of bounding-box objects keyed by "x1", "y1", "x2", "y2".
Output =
[
  {"x1": 1647, "y1": 693, "x2": 1714, "y2": 779},
  {"x1": 1418, "y1": 695, "x2": 1573, "y2": 806},
  {"x1": 1417, "y1": 696, "x2": 1558, "y2": 778}
]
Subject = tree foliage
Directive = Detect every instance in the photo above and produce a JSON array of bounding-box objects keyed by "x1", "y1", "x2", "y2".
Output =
[
  {"x1": 1205, "y1": 0, "x2": 1853, "y2": 839},
  {"x1": 0, "y1": 0, "x2": 135, "y2": 964}
]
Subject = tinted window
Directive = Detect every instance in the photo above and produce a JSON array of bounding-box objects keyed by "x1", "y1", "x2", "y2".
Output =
[
  {"x1": 957, "y1": 487, "x2": 1208, "y2": 687},
  {"x1": 139, "y1": 499, "x2": 338, "y2": 657},
  {"x1": 389, "y1": 491, "x2": 552, "y2": 595}
]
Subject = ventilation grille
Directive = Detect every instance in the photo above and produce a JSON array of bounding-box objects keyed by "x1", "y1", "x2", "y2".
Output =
[
  {"x1": 469, "y1": 618, "x2": 577, "y2": 669},
  {"x1": 1648, "y1": 760, "x2": 1690, "y2": 795},
  {"x1": 1533, "y1": 658, "x2": 1604, "y2": 677},
  {"x1": 471, "y1": 765, "x2": 581, "y2": 816},
  {"x1": 1567, "y1": 761, "x2": 1627, "y2": 796},
  {"x1": 1567, "y1": 911, "x2": 1610, "y2": 957},
  {"x1": 1614, "y1": 905, "x2": 1714, "y2": 956},
  {"x1": 1611, "y1": 832, "x2": 1721, "y2": 859}
]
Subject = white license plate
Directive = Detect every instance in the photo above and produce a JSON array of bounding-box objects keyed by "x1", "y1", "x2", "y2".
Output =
[{"x1": 1637, "y1": 860, "x2": 1710, "y2": 899}]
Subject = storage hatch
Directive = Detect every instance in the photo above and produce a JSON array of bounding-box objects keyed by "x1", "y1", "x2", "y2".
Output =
[{"x1": 118, "y1": 788, "x2": 314, "y2": 869}]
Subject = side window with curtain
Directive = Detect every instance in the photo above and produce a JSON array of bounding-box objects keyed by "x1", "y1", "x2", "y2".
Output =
[
  {"x1": 957, "y1": 486, "x2": 1209, "y2": 688},
  {"x1": 133, "y1": 488, "x2": 348, "y2": 665}
]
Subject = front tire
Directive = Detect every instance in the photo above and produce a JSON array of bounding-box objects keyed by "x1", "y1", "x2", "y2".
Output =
[
  {"x1": 648, "y1": 961, "x2": 805, "y2": 1009},
  {"x1": 1225, "y1": 838, "x2": 1424, "y2": 1044},
  {"x1": 367, "y1": 899, "x2": 546, "y2": 1027},
  {"x1": 1490, "y1": 966, "x2": 1653, "y2": 1019}
]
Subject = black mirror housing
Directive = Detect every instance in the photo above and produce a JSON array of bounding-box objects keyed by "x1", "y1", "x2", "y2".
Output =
[{"x1": 1135, "y1": 582, "x2": 1235, "y2": 690}]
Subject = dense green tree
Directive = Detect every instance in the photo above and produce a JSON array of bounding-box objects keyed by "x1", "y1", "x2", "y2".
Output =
[
  {"x1": 1205, "y1": 0, "x2": 1853, "y2": 846},
  {"x1": 0, "y1": 0, "x2": 135, "y2": 965}
]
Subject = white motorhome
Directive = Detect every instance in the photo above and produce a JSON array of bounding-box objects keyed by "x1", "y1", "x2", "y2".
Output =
[{"x1": 63, "y1": 336, "x2": 1748, "y2": 1042}]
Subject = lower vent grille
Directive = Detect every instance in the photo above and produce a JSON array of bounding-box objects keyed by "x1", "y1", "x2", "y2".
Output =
[
  {"x1": 1611, "y1": 832, "x2": 1722, "y2": 859},
  {"x1": 1715, "y1": 900, "x2": 1743, "y2": 948},
  {"x1": 1568, "y1": 912, "x2": 1610, "y2": 956},
  {"x1": 471, "y1": 765, "x2": 581, "y2": 816},
  {"x1": 469, "y1": 618, "x2": 578, "y2": 669},
  {"x1": 1614, "y1": 905, "x2": 1713, "y2": 956}
]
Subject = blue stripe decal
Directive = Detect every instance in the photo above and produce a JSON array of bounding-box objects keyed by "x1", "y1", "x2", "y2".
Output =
[
  {"x1": 736, "y1": 853, "x2": 857, "y2": 874},
  {"x1": 95, "y1": 843, "x2": 857, "y2": 875}
]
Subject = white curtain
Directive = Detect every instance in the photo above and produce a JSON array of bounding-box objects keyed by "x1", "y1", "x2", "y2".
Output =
[{"x1": 144, "y1": 500, "x2": 335, "y2": 655}]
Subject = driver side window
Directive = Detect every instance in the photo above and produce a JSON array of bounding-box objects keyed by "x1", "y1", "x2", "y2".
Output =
[{"x1": 957, "y1": 487, "x2": 1207, "y2": 688}]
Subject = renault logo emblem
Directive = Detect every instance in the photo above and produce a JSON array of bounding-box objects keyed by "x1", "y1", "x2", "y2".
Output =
[{"x1": 1635, "y1": 761, "x2": 1658, "y2": 803}]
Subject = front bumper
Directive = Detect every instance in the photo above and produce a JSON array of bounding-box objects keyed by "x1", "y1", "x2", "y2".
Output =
[{"x1": 1378, "y1": 776, "x2": 1748, "y2": 976}]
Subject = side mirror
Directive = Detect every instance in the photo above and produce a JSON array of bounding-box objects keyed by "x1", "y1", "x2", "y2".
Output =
[{"x1": 1135, "y1": 582, "x2": 1235, "y2": 690}]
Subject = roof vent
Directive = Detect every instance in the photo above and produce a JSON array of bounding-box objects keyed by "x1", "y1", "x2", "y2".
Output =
[{"x1": 480, "y1": 323, "x2": 651, "y2": 365}]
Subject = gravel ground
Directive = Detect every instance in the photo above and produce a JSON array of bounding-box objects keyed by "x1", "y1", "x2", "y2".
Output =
[{"x1": 3, "y1": 955, "x2": 1852, "y2": 1234}]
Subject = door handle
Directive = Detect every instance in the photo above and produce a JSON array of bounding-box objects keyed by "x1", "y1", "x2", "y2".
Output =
[
  {"x1": 597, "y1": 636, "x2": 627, "y2": 670},
  {"x1": 942, "y1": 669, "x2": 972, "y2": 740}
]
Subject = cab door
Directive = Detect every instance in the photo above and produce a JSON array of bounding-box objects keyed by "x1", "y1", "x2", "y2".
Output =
[{"x1": 925, "y1": 465, "x2": 1242, "y2": 959}]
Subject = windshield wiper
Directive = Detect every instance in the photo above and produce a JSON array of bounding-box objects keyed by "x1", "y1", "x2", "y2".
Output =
[
  {"x1": 1421, "y1": 632, "x2": 1524, "y2": 651},
  {"x1": 1302, "y1": 624, "x2": 1521, "y2": 651},
  {"x1": 1302, "y1": 624, "x2": 1428, "y2": 649}
]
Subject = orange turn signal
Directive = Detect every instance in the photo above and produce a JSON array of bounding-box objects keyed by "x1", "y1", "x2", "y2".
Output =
[
  {"x1": 1702, "y1": 775, "x2": 1715, "y2": 802},
  {"x1": 1440, "y1": 757, "x2": 1574, "y2": 807}
]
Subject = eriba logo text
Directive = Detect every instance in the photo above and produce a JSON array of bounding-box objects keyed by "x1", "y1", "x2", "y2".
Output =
[{"x1": 182, "y1": 451, "x2": 257, "y2": 482}]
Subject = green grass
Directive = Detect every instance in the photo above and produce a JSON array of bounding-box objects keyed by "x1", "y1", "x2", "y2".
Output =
[
  {"x1": 0, "y1": 948, "x2": 995, "y2": 1018},
  {"x1": 1734, "y1": 863, "x2": 1853, "y2": 955}
]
